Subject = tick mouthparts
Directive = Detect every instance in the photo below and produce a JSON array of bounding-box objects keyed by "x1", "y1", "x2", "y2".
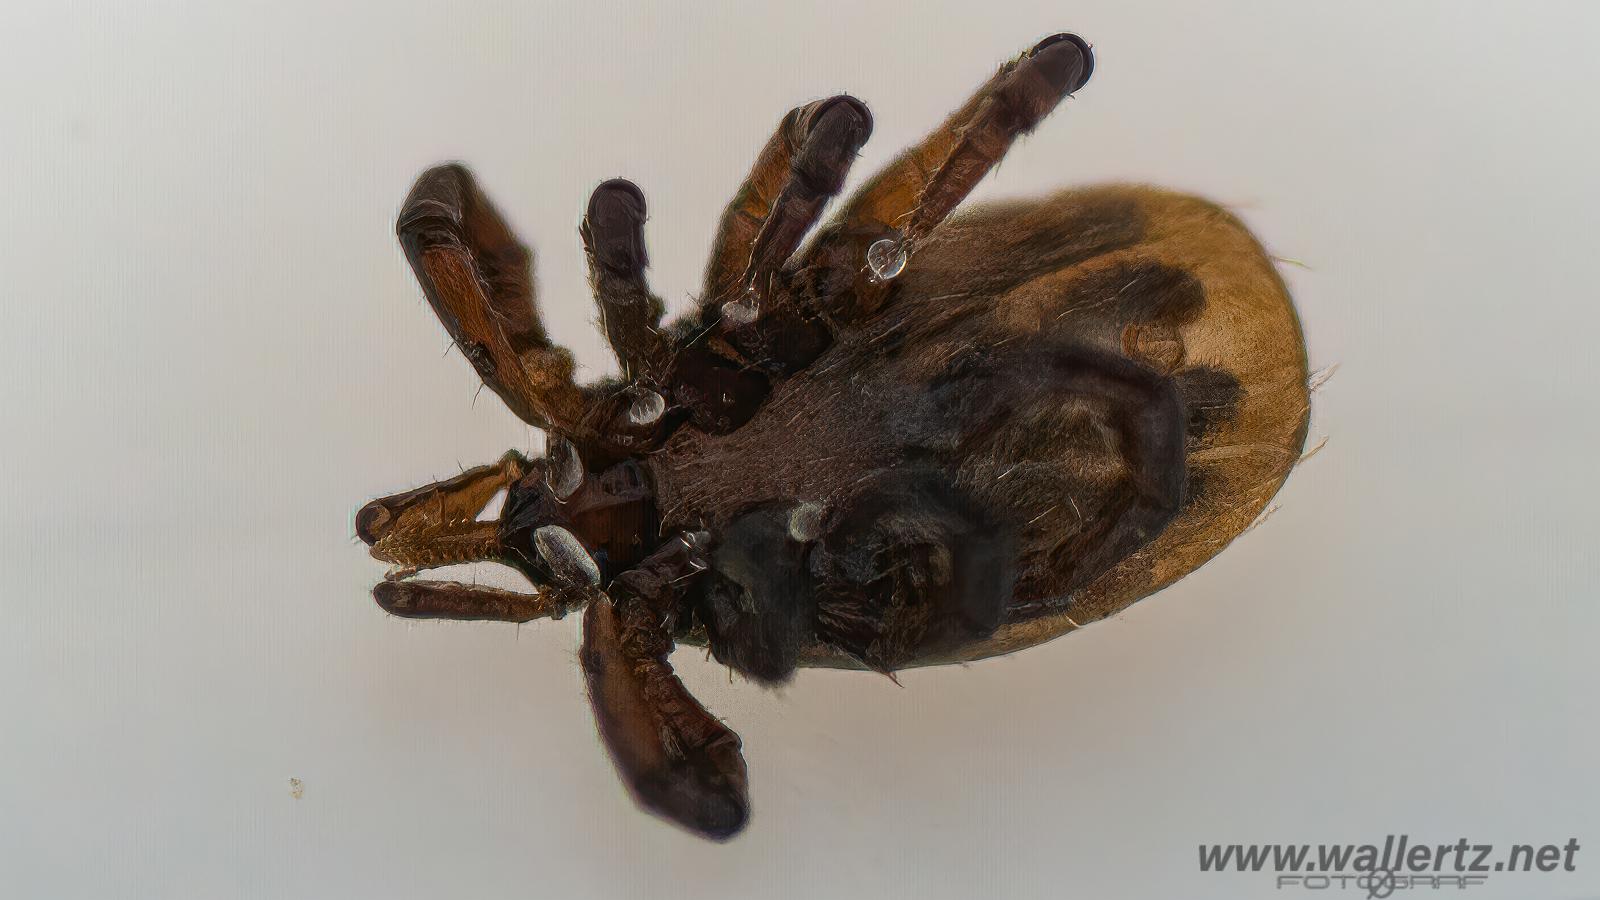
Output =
[
  {"x1": 354, "y1": 500, "x2": 392, "y2": 546},
  {"x1": 365, "y1": 514, "x2": 505, "y2": 574}
]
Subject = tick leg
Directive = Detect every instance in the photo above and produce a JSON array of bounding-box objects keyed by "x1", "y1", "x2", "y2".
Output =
[
  {"x1": 398, "y1": 164, "x2": 593, "y2": 437},
  {"x1": 372, "y1": 579, "x2": 584, "y2": 622},
  {"x1": 581, "y1": 534, "x2": 749, "y2": 840},
  {"x1": 702, "y1": 96, "x2": 873, "y2": 311},
  {"x1": 802, "y1": 34, "x2": 1092, "y2": 318},
  {"x1": 581, "y1": 179, "x2": 671, "y2": 382}
]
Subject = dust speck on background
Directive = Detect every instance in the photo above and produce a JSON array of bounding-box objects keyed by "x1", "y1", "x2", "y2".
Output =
[{"x1": 288, "y1": 777, "x2": 304, "y2": 799}]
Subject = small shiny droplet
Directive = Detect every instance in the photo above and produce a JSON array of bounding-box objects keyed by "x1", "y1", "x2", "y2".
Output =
[
  {"x1": 545, "y1": 437, "x2": 584, "y2": 499},
  {"x1": 788, "y1": 501, "x2": 826, "y2": 542},
  {"x1": 865, "y1": 238, "x2": 909, "y2": 282},
  {"x1": 680, "y1": 530, "x2": 712, "y2": 569},
  {"x1": 720, "y1": 290, "x2": 761, "y2": 327},
  {"x1": 626, "y1": 386, "x2": 665, "y2": 425},
  {"x1": 534, "y1": 525, "x2": 601, "y2": 587}
]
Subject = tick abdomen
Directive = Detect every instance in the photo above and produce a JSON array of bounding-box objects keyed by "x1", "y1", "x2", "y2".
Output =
[{"x1": 653, "y1": 184, "x2": 1310, "y2": 667}]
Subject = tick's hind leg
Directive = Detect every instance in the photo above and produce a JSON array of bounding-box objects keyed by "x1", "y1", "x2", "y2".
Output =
[
  {"x1": 581, "y1": 534, "x2": 749, "y2": 840},
  {"x1": 801, "y1": 34, "x2": 1092, "y2": 319}
]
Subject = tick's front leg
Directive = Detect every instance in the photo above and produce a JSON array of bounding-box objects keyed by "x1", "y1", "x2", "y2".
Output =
[
  {"x1": 581, "y1": 533, "x2": 749, "y2": 840},
  {"x1": 398, "y1": 165, "x2": 594, "y2": 438}
]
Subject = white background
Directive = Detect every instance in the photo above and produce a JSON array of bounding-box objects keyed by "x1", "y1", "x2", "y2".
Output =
[{"x1": 3, "y1": 2, "x2": 1597, "y2": 898}]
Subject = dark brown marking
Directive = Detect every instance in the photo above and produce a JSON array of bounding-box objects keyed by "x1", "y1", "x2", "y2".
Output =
[
  {"x1": 811, "y1": 469, "x2": 1017, "y2": 673},
  {"x1": 666, "y1": 348, "x2": 770, "y2": 435},
  {"x1": 1173, "y1": 366, "x2": 1244, "y2": 441}
]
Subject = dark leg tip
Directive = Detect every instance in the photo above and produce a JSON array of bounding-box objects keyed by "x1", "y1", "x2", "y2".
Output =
[
  {"x1": 639, "y1": 759, "x2": 750, "y2": 841},
  {"x1": 354, "y1": 501, "x2": 390, "y2": 546},
  {"x1": 1030, "y1": 33, "x2": 1094, "y2": 93},
  {"x1": 805, "y1": 94, "x2": 873, "y2": 140},
  {"x1": 792, "y1": 95, "x2": 874, "y2": 194},
  {"x1": 585, "y1": 178, "x2": 649, "y2": 273},
  {"x1": 693, "y1": 793, "x2": 750, "y2": 842},
  {"x1": 371, "y1": 580, "x2": 407, "y2": 613}
]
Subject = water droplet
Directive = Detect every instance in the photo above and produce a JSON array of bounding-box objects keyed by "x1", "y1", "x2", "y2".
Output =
[
  {"x1": 720, "y1": 289, "x2": 761, "y2": 327},
  {"x1": 788, "y1": 501, "x2": 826, "y2": 542},
  {"x1": 626, "y1": 386, "x2": 665, "y2": 425},
  {"x1": 534, "y1": 525, "x2": 601, "y2": 587},
  {"x1": 679, "y1": 530, "x2": 712, "y2": 569},
  {"x1": 865, "y1": 238, "x2": 909, "y2": 282},
  {"x1": 545, "y1": 437, "x2": 584, "y2": 499}
]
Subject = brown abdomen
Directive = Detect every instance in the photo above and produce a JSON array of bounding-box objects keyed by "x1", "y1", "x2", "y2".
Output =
[{"x1": 653, "y1": 184, "x2": 1310, "y2": 667}]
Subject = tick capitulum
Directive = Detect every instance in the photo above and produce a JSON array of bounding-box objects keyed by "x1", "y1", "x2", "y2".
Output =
[{"x1": 357, "y1": 32, "x2": 1309, "y2": 840}]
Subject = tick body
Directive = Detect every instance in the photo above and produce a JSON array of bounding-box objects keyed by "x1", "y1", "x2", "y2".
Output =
[{"x1": 357, "y1": 34, "x2": 1309, "y2": 840}]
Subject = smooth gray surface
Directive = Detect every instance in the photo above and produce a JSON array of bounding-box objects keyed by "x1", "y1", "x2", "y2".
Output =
[{"x1": 3, "y1": 2, "x2": 1596, "y2": 898}]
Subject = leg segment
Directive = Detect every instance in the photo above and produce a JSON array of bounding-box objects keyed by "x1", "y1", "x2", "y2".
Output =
[
  {"x1": 802, "y1": 34, "x2": 1093, "y2": 318},
  {"x1": 372, "y1": 579, "x2": 584, "y2": 622},
  {"x1": 581, "y1": 179, "x2": 671, "y2": 381},
  {"x1": 581, "y1": 533, "x2": 749, "y2": 840},
  {"x1": 398, "y1": 164, "x2": 591, "y2": 435},
  {"x1": 682, "y1": 97, "x2": 871, "y2": 383},
  {"x1": 702, "y1": 96, "x2": 873, "y2": 310}
]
